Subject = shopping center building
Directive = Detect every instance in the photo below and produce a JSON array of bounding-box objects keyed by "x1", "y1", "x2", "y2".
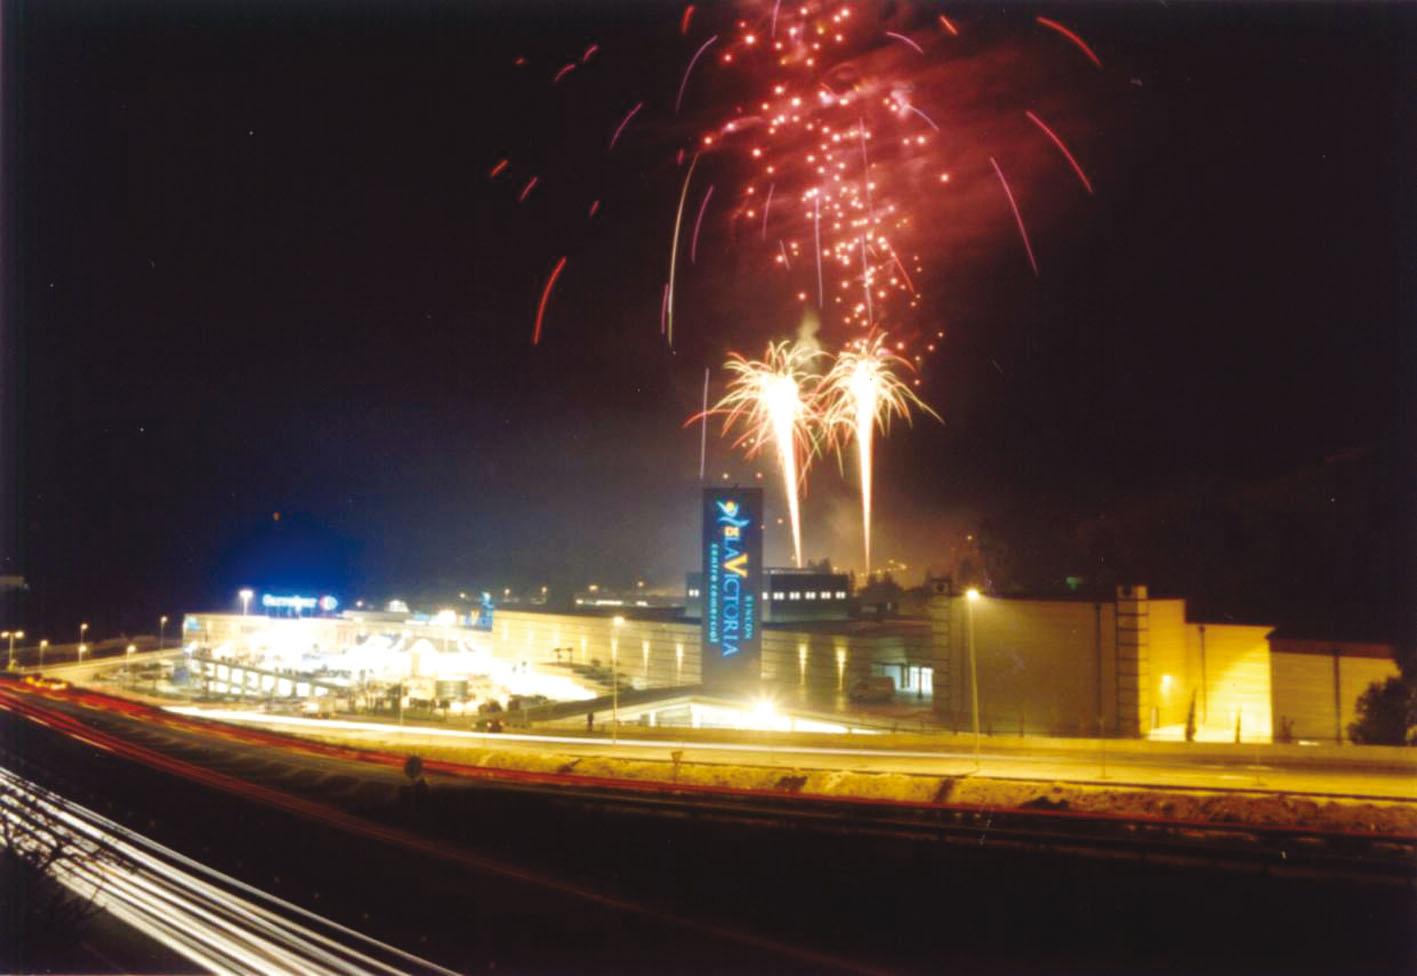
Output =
[{"x1": 182, "y1": 578, "x2": 1399, "y2": 743}]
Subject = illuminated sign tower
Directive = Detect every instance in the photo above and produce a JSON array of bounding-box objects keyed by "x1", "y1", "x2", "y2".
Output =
[{"x1": 700, "y1": 487, "x2": 763, "y2": 688}]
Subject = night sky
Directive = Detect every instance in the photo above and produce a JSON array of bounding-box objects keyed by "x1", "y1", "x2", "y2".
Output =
[{"x1": 4, "y1": 2, "x2": 1413, "y2": 643}]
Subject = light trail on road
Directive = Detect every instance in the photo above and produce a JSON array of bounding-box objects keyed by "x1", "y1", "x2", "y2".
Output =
[
  {"x1": 0, "y1": 764, "x2": 459, "y2": 976},
  {"x1": 0, "y1": 684, "x2": 892, "y2": 976}
]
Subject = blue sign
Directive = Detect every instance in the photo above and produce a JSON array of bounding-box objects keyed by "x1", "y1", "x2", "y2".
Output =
[
  {"x1": 701, "y1": 487, "x2": 763, "y2": 687},
  {"x1": 474, "y1": 592, "x2": 495, "y2": 632},
  {"x1": 262, "y1": 594, "x2": 317, "y2": 612}
]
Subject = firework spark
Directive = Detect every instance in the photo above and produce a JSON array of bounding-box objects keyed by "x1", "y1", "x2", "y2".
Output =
[
  {"x1": 704, "y1": 341, "x2": 823, "y2": 568},
  {"x1": 820, "y1": 334, "x2": 938, "y2": 574}
]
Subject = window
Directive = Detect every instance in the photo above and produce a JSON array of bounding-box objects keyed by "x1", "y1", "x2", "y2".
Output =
[
  {"x1": 788, "y1": 591, "x2": 801, "y2": 600},
  {"x1": 820, "y1": 591, "x2": 832, "y2": 600},
  {"x1": 835, "y1": 591, "x2": 847, "y2": 599},
  {"x1": 773, "y1": 591, "x2": 785, "y2": 600},
  {"x1": 805, "y1": 591, "x2": 817, "y2": 600}
]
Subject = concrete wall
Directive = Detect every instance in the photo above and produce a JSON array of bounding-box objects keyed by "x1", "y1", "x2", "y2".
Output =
[
  {"x1": 1270, "y1": 642, "x2": 1400, "y2": 743},
  {"x1": 1186, "y1": 623, "x2": 1273, "y2": 741},
  {"x1": 1145, "y1": 600, "x2": 1189, "y2": 729},
  {"x1": 488, "y1": 611, "x2": 701, "y2": 689},
  {"x1": 933, "y1": 595, "x2": 1119, "y2": 738}
]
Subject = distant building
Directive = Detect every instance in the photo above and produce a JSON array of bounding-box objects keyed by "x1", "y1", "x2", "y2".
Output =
[{"x1": 685, "y1": 568, "x2": 852, "y2": 624}]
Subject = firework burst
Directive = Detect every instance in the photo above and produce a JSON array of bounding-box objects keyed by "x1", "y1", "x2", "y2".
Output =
[
  {"x1": 820, "y1": 333, "x2": 938, "y2": 575},
  {"x1": 705, "y1": 340, "x2": 824, "y2": 567}
]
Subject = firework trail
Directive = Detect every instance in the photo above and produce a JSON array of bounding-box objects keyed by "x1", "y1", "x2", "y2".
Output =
[
  {"x1": 699, "y1": 367, "x2": 710, "y2": 480},
  {"x1": 607, "y1": 101, "x2": 643, "y2": 151},
  {"x1": 665, "y1": 153, "x2": 701, "y2": 347},
  {"x1": 883, "y1": 31, "x2": 924, "y2": 55},
  {"x1": 904, "y1": 104, "x2": 939, "y2": 131},
  {"x1": 1036, "y1": 16, "x2": 1102, "y2": 69},
  {"x1": 704, "y1": 341, "x2": 823, "y2": 567},
  {"x1": 675, "y1": 34, "x2": 719, "y2": 113},
  {"x1": 1025, "y1": 109, "x2": 1093, "y2": 194},
  {"x1": 990, "y1": 156, "x2": 1038, "y2": 276},
  {"x1": 812, "y1": 191, "x2": 823, "y2": 306},
  {"x1": 532, "y1": 257, "x2": 568, "y2": 345},
  {"x1": 820, "y1": 334, "x2": 938, "y2": 574},
  {"x1": 691, "y1": 184, "x2": 715, "y2": 263}
]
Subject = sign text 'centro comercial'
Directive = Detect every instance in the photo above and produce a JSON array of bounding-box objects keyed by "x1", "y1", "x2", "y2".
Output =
[{"x1": 701, "y1": 487, "x2": 762, "y2": 687}]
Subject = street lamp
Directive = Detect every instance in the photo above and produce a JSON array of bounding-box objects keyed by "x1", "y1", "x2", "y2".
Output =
[
  {"x1": 79, "y1": 622, "x2": 89, "y2": 661},
  {"x1": 159, "y1": 615, "x2": 168, "y2": 650},
  {"x1": 38, "y1": 640, "x2": 48, "y2": 669},
  {"x1": 3, "y1": 631, "x2": 23, "y2": 669},
  {"x1": 239, "y1": 589, "x2": 254, "y2": 617},
  {"x1": 611, "y1": 615, "x2": 625, "y2": 744},
  {"x1": 965, "y1": 588, "x2": 982, "y2": 765}
]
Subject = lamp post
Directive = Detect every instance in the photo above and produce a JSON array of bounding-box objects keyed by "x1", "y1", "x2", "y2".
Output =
[
  {"x1": 611, "y1": 616, "x2": 625, "y2": 744},
  {"x1": 38, "y1": 640, "x2": 48, "y2": 669},
  {"x1": 239, "y1": 589, "x2": 253, "y2": 617},
  {"x1": 965, "y1": 588, "x2": 982, "y2": 766},
  {"x1": 159, "y1": 616, "x2": 168, "y2": 650},
  {"x1": 3, "y1": 631, "x2": 23, "y2": 670},
  {"x1": 79, "y1": 623, "x2": 89, "y2": 662}
]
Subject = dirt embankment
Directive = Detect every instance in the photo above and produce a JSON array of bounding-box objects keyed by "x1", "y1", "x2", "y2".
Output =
[{"x1": 283, "y1": 729, "x2": 1417, "y2": 836}]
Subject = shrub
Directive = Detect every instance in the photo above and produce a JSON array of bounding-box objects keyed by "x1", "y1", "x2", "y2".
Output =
[{"x1": 1347, "y1": 677, "x2": 1415, "y2": 745}]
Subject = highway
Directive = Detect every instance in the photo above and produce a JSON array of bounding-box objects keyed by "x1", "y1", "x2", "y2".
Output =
[
  {"x1": 2, "y1": 679, "x2": 1414, "y2": 974},
  {"x1": 173, "y1": 707, "x2": 1417, "y2": 801},
  {"x1": 0, "y1": 764, "x2": 458, "y2": 975}
]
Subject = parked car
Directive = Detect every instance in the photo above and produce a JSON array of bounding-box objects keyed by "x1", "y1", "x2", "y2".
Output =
[{"x1": 848, "y1": 676, "x2": 896, "y2": 703}]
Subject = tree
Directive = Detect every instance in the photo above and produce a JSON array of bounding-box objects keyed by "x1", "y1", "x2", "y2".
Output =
[
  {"x1": 0, "y1": 778, "x2": 116, "y2": 970},
  {"x1": 1347, "y1": 677, "x2": 1416, "y2": 746}
]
